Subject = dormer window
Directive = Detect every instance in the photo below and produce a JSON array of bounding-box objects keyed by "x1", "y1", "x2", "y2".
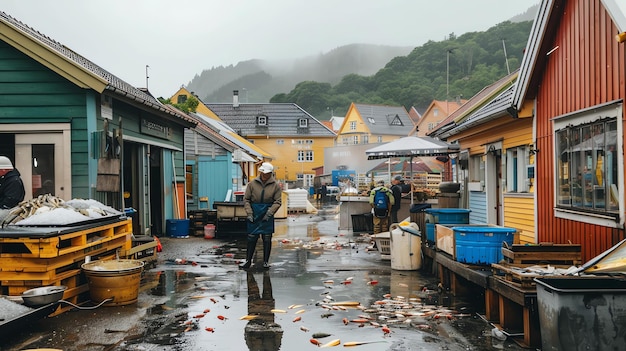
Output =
[
  {"x1": 298, "y1": 118, "x2": 308, "y2": 128},
  {"x1": 390, "y1": 114, "x2": 403, "y2": 126},
  {"x1": 367, "y1": 117, "x2": 376, "y2": 124},
  {"x1": 257, "y1": 115, "x2": 268, "y2": 126}
]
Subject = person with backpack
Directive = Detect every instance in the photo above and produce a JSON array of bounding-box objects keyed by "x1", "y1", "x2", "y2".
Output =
[
  {"x1": 390, "y1": 175, "x2": 403, "y2": 225},
  {"x1": 369, "y1": 180, "x2": 394, "y2": 234}
]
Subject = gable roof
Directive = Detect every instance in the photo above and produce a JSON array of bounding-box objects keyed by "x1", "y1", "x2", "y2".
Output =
[
  {"x1": 351, "y1": 103, "x2": 413, "y2": 136},
  {"x1": 0, "y1": 11, "x2": 195, "y2": 127},
  {"x1": 513, "y1": 0, "x2": 626, "y2": 109},
  {"x1": 430, "y1": 70, "x2": 519, "y2": 138},
  {"x1": 191, "y1": 112, "x2": 270, "y2": 158},
  {"x1": 204, "y1": 103, "x2": 336, "y2": 138}
]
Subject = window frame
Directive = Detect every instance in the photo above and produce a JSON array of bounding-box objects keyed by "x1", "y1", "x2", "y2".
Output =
[
  {"x1": 257, "y1": 115, "x2": 268, "y2": 126},
  {"x1": 298, "y1": 118, "x2": 308, "y2": 128},
  {"x1": 553, "y1": 101, "x2": 623, "y2": 228},
  {"x1": 505, "y1": 145, "x2": 531, "y2": 193},
  {"x1": 349, "y1": 121, "x2": 356, "y2": 131}
]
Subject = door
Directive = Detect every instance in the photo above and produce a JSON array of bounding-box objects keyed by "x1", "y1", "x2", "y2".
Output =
[{"x1": 15, "y1": 133, "x2": 70, "y2": 200}]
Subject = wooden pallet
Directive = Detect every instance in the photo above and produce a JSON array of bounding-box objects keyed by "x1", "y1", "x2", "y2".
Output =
[
  {"x1": 0, "y1": 219, "x2": 132, "y2": 258},
  {"x1": 491, "y1": 262, "x2": 574, "y2": 288},
  {"x1": 501, "y1": 243, "x2": 581, "y2": 266},
  {"x1": 121, "y1": 236, "x2": 157, "y2": 265}
]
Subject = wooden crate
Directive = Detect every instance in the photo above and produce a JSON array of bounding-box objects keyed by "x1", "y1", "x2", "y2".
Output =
[
  {"x1": 435, "y1": 224, "x2": 455, "y2": 257},
  {"x1": 121, "y1": 236, "x2": 157, "y2": 264},
  {"x1": 491, "y1": 262, "x2": 575, "y2": 289},
  {"x1": 0, "y1": 219, "x2": 132, "y2": 259},
  {"x1": 502, "y1": 243, "x2": 582, "y2": 266}
]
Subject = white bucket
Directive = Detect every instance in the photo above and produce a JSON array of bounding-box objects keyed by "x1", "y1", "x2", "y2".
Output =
[
  {"x1": 204, "y1": 224, "x2": 215, "y2": 239},
  {"x1": 390, "y1": 222, "x2": 422, "y2": 270}
]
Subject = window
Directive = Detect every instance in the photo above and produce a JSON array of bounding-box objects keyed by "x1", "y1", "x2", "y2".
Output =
[
  {"x1": 298, "y1": 150, "x2": 313, "y2": 162},
  {"x1": 362, "y1": 135, "x2": 369, "y2": 144},
  {"x1": 350, "y1": 121, "x2": 356, "y2": 131},
  {"x1": 505, "y1": 146, "x2": 531, "y2": 193},
  {"x1": 342, "y1": 137, "x2": 349, "y2": 145},
  {"x1": 555, "y1": 113, "x2": 621, "y2": 213},
  {"x1": 257, "y1": 115, "x2": 267, "y2": 126},
  {"x1": 352, "y1": 136, "x2": 359, "y2": 144},
  {"x1": 177, "y1": 95, "x2": 187, "y2": 104},
  {"x1": 377, "y1": 136, "x2": 383, "y2": 143},
  {"x1": 276, "y1": 139, "x2": 284, "y2": 145},
  {"x1": 470, "y1": 154, "x2": 485, "y2": 187},
  {"x1": 433, "y1": 108, "x2": 439, "y2": 117},
  {"x1": 298, "y1": 118, "x2": 308, "y2": 128},
  {"x1": 367, "y1": 117, "x2": 376, "y2": 124},
  {"x1": 296, "y1": 174, "x2": 314, "y2": 187}
]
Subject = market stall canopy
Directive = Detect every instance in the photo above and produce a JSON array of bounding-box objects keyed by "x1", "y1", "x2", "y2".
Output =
[
  {"x1": 367, "y1": 157, "x2": 445, "y2": 175},
  {"x1": 365, "y1": 136, "x2": 459, "y2": 160}
]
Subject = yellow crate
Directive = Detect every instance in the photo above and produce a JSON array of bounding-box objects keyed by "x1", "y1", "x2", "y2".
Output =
[{"x1": 0, "y1": 218, "x2": 132, "y2": 258}]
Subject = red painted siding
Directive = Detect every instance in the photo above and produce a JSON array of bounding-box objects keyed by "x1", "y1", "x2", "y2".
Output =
[{"x1": 535, "y1": 0, "x2": 626, "y2": 262}]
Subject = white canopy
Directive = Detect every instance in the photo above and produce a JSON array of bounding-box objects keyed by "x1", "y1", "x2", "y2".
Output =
[{"x1": 365, "y1": 136, "x2": 459, "y2": 160}]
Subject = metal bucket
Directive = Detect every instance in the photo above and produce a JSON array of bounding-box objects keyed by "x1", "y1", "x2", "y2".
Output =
[{"x1": 81, "y1": 259, "x2": 144, "y2": 306}]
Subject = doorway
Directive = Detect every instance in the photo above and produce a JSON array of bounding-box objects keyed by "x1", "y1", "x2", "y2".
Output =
[{"x1": 15, "y1": 132, "x2": 70, "y2": 201}]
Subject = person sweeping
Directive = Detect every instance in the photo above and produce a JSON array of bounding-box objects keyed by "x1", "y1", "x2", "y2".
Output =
[{"x1": 240, "y1": 162, "x2": 282, "y2": 270}]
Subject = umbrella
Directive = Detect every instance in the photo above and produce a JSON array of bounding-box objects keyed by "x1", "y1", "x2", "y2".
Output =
[
  {"x1": 367, "y1": 157, "x2": 445, "y2": 175},
  {"x1": 365, "y1": 136, "x2": 459, "y2": 204},
  {"x1": 365, "y1": 136, "x2": 459, "y2": 160}
]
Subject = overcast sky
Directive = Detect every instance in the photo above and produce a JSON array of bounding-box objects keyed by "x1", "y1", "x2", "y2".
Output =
[{"x1": 3, "y1": 1, "x2": 538, "y2": 99}]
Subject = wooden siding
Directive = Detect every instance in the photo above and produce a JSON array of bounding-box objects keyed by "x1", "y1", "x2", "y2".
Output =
[
  {"x1": 534, "y1": 0, "x2": 626, "y2": 262},
  {"x1": 184, "y1": 129, "x2": 229, "y2": 157},
  {"x1": 503, "y1": 196, "x2": 535, "y2": 244},
  {"x1": 0, "y1": 41, "x2": 89, "y2": 198},
  {"x1": 468, "y1": 191, "x2": 487, "y2": 224},
  {"x1": 252, "y1": 137, "x2": 334, "y2": 182}
]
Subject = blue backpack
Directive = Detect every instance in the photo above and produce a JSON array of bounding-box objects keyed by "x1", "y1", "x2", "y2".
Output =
[{"x1": 373, "y1": 189, "x2": 389, "y2": 217}]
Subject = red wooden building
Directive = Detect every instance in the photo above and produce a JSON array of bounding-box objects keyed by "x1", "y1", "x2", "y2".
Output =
[{"x1": 513, "y1": 0, "x2": 626, "y2": 262}]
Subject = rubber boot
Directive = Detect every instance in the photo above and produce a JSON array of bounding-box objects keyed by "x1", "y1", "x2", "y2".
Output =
[
  {"x1": 262, "y1": 234, "x2": 272, "y2": 269},
  {"x1": 240, "y1": 234, "x2": 258, "y2": 269}
]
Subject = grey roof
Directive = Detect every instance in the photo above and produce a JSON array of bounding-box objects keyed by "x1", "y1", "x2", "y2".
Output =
[
  {"x1": 353, "y1": 104, "x2": 414, "y2": 136},
  {"x1": 204, "y1": 103, "x2": 336, "y2": 138},
  {"x1": 441, "y1": 83, "x2": 516, "y2": 138},
  {"x1": 0, "y1": 11, "x2": 195, "y2": 126}
]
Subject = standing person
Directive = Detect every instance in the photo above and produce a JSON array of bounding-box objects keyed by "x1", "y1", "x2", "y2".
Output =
[
  {"x1": 241, "y1": 162, "x2": 282, "y2": 270},
  {"x1": 369, "y1": 180, "x2": 394, "y2": 234},
  {"x1": 320, "y1": 182, "x2": 328, "y2": 204},
  {"x1": 390, "y1": 175, "x2": 403, "y2": 224},
  {"x1": 0, "y1": 156, "x2": 25, "y2": 209}
]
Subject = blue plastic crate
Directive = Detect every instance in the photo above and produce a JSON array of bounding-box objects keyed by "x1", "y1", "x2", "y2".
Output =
[
  {"x1": 166, "y1": 219, "x2": 190, "y2": 238},
  {"x1": 425, "y1": 223, "x2": 435, "y2": 242},
  {"x1": 424, "y1": 208, "x2": 470, "y2": 224},
  {"x1": 453, "y1": 226, "x2": 516, "y2": 265}
]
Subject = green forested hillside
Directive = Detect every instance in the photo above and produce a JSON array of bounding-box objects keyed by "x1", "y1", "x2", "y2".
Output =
[{"x1": 271, "y1": 20, "x2": 533, "y2": 118}]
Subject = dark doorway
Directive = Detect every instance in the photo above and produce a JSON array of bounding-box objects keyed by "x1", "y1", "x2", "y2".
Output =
[{"x1": 149, "y1": 147, "x2": 163, "y2": 235}]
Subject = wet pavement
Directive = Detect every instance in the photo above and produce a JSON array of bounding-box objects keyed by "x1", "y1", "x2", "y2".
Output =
[{"x1": 2, "y1": 207, "x2": 531, "y2": 351}]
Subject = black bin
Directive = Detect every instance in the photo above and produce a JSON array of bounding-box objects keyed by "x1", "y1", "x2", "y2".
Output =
[
  {"x1": 351, "y1": 213, "x2": 373, "y2": 233},
  {"x1": 535, "y1": 277, "x2": 626, "y2": 350},
  {"x1": 409, "y1": 203, "x2": 431, "y2": 233}
]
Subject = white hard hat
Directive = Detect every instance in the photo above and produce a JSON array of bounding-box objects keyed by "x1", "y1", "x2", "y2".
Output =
[
  {"x1": 0, "y1": 156, "x2": 14, "y2": 169},
  {"x1": 258, "y1": 162, "x2": 274, "y2": 174}
]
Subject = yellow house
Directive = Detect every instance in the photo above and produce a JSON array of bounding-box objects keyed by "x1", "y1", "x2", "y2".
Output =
[
  {"x1": 336, "y1": 103, "x2": 415, "y2": 145},
  {"x1": 431, "y1": 71, "x2": 535, "y2": 244},
  {"x1": 205, "y1": 92, "x2": 336, "y2": 188}
]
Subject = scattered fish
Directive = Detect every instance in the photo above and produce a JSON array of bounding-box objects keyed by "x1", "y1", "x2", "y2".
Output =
[
  {"x1": 300, "y1": 326, "x2": 310, "y2": 332},
  {"x1": 239, "y1": 315, "x2": 258, "y2": 320},
  {"x1": 312, "y1": 332, "x2": 332, "y2": 339},
  {"x1": 289, "y1": 304, "x2": 304, "y2": 309},
  {"x1": 217, "y1": 315, "x2": 227, "y2": 320},
  {"x1": 295, "y1": 309, "x2": 306, "y2": 314},
  {"x1": 320, "y1": 313, "x2": 334, "y2": 318},
  {"x1": 329, "y1": 301, "x2": 360, "y2": 307},
  {"x1": 310, "y1": 338, "x2": 322, "y2": 347},
  {"x1": 343, "y1": 340, "x2": 388, "y2": 347},
  {"x1": 320, "y1": 338, "x2": 341, "y2": 348},
  {"x1": 293, "y1": 316, "x2": 302, "y2": 322},
  {"x1": 271, "y1": 309, "x2": 287, "y2": 314},
  {"x1": 205, "y1": 327, "x2": 215, "y2": 333}
]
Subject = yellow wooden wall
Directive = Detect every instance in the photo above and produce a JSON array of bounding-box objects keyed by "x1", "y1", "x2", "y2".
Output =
[
  {"x1": 251, "y1": 137, "x2": 335, "y2": 182},
  {"x1": 450, "y1": 116, "x2": 536, "y2": 242}
]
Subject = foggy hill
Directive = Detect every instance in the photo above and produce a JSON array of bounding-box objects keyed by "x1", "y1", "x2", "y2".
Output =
[{"x1": 186, "y1": 4, "x2": 539, "y2": 105}]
